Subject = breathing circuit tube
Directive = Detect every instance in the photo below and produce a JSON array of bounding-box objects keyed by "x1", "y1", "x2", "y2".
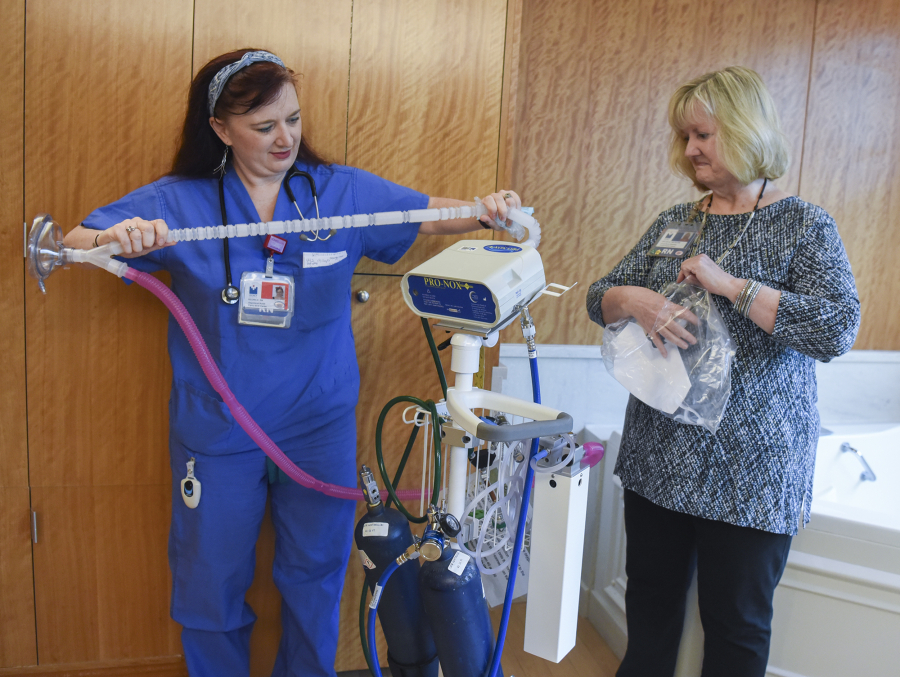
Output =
[
  {"x1": 161, "y1": 202, "x2": 542, "y2": 249},
  {"x1": 123, "y1": 266, "x2": 425, "y2": 503}
]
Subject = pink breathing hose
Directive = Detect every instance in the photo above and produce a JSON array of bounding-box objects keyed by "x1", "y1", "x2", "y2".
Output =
[{"x1": 125, "y1": 267, "x2": 421, "y2": 503}]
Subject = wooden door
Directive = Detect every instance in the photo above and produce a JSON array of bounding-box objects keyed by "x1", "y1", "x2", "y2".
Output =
[
  {"x1": 23, "y1": 0, "x2": 192, "y2": 667},
  {"x1": 0, "y1": 0, "x2": 36, "y2": 669}
]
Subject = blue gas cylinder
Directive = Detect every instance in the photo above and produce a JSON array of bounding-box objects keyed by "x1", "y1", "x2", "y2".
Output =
[
  {"x1": 355, "y1": 486, "x2": 438, "y2": 677},
  {"x1": 419, "y1": 547, "x2": 503, "y2": 677}
]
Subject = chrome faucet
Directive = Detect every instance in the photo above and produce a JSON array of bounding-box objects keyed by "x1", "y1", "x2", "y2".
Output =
[{"x1": 840, "y1": 442, "x2": 877, "y2": 482}]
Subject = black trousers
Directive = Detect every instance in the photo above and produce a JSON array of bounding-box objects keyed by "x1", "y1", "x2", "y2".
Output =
[{"x1": 616, "y1": 490, "x2": 792, "y2": 677}]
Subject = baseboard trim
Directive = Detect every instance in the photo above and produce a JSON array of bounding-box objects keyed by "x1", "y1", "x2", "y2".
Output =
[
  {"x1": 0, "y1": 656, "x2": 187, "y2": 677},
  {"x1": 587, "y1": 586, "x2": 627, "y2": 659},
  {"x1": 766, "y1": 666, "x2": 811, "y2": 677}
]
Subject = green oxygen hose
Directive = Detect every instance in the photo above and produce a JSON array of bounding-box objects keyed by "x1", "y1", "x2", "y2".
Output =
[
  {"x1": 375, "y1": 396, "x2": 442, "y2": 523},
  {"x1": 421, "y1": 317, "x2": 448, "y2": 399}
]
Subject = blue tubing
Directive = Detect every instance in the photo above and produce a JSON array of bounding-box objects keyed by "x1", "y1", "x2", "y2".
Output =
[
  {"x1": 486, "y1": 353, "x2": 542, "y2": 677},
  {"x1": 367, "y1": 559, "x2": 402, "y2": 677},
  {"x1": 529, "y1": 355, "x2": 541, "y2": 405}
]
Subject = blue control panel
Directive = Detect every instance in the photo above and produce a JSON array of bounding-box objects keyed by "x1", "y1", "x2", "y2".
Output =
[{"x1": 405, "y1": 275, "x2": 498, "y2": 325}]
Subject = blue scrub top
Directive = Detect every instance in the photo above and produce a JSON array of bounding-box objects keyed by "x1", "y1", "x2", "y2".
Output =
[{"x1": 82, "y1": 161, "x2": 426, "y2": 454}]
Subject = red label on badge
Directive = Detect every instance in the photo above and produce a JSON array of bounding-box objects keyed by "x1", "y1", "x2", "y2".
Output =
[
  {"x1": 264, "y1": 234, "x2": 288, "y2": 255},
  {"x1": 261, "y1": 281, "x2": 290, "y2": 310}
]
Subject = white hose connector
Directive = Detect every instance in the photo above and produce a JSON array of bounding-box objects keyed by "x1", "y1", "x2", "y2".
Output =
[
  {"x1": 506, "y1": 207, "x2": 541, "y2": 249},
  {"x1": 473, "y1": 200, "x2": 541, "y2": 249},
  {"x1": 64, "y1": 243, "x2": 129, "y2": 277}
]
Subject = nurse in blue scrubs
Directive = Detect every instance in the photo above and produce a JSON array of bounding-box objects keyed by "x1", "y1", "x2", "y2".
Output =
[{"x1": 63, "y1": 48, "x2": 522, "y2": 677}]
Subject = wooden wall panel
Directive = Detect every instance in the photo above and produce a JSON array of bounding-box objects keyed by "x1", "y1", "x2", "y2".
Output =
[
  {"x1": 0, "y1": 657, "x2": 187, "y2": 676},
  {"x1": 0, "y1": 0, "x2": 28, "y2": 490},
  {"x1": 31, "y1": 486, "x2": 180, "y2": 664},
  {"x1": 0, "y1": 0, "x2": 36, "y2": 666},
  {"x1": 506, "y1": 0, "x2": 817, "y2": 347},
  {"x1": 192, "y1": 0, "x2": 353, "y2": 165},
  {"x1": 0, "y1": 489, "x2": 36, "y2": 667},
  {"x1": 24, "y1": 0, "x2": 192, "y2": 489},
  {"x1": 800, "y1": 0, "x2": 900, "y2": 350},
  {"x1": 497, "y1": 0, "x2": 524, "y2": 194},
  {"x1": 349, "y1": 0, "x2": 509, "y2": 274}
]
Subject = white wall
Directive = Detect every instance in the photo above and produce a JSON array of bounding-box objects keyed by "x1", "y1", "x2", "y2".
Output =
[{"x1": 494, "y1": 346, "x2": 900, "y2": 432}]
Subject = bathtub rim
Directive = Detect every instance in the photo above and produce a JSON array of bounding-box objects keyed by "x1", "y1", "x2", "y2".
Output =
[{"x1": 808, "y1": 421, "x2": 900, "y2": 552}]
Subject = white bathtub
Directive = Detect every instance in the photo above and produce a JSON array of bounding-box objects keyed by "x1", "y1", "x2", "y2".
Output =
[
  {"x1": 807, "y1": 423, "x2": 900, "y2": 558},
  {"x1": 767, "y1": 424, "x2": 900, "y2": 677},
  {"x1": 584, "y1": 423, "x2": 900, "y2": 677}
]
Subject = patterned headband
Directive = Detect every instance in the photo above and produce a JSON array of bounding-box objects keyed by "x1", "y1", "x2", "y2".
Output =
[{"x1": 207, "y1": 51, "x2": 286, "y2": 117}]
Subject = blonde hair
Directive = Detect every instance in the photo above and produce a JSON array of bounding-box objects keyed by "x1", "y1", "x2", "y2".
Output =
[{"x1": 668, "y1": 66, "x2": 789, "y2": 190}]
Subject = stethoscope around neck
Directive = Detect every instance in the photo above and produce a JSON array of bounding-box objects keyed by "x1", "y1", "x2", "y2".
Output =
[{"x1": 219, "y1": 163, "x2": 333, "y2": 304}]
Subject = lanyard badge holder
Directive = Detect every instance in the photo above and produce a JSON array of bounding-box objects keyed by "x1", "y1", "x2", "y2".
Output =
[
  {"x1": 648, "y1": 199, "x2": 708, "y2": 259},
  {"x1": 238, "y1": 234, "x2": 296, "y2": 329},
  {"x1": 648, "y1": 224, "x2": 700, "y2": 258}
]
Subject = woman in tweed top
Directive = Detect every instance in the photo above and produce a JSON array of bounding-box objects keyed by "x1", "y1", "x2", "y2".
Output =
[{"x1": 586, "y1": 67, "x2": 859, "y2": 677}]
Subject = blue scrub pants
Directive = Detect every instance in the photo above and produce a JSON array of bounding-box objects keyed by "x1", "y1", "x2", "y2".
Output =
[
  {"x1": 616, "y1": 490, "x2": 792, "y2": 677},
  {"x1": 168, "y1": 424, "x2": 358, "y2": 677}
]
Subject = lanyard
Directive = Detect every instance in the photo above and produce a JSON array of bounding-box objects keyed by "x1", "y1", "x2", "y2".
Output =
[
  {"x1": 690, "y1": 178, "x2": 767, "y2": 265},
  {"x1": 219, "y1": 164, "x2": 320, "y2": 305}
]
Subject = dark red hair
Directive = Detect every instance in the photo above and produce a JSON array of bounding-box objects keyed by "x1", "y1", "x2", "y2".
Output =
[{"x1": 170, "y1": 48, "x2": 329, "y2": 177}]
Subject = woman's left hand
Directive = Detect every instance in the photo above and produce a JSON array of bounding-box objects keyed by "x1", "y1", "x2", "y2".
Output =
[
  {"x1": 677, "y1": 254, "x2": 742, "y2": 299},
  {"x1": 479, "y1": 190, "x2": 522, "y2": 230}
]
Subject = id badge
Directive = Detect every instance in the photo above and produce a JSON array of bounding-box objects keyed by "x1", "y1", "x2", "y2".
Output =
[
  {"x1": 238, "y1": 271, "x2": 295, "y2": 328},
  {"x1": 648, "y1": 223, "x2": 699, "y2": 258}
]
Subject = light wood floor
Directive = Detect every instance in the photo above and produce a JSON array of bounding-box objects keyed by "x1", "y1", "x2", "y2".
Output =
[
  {"x1": 338, "y1": 602, "x2": 621, "y2": 677},
  {"x1": 489, "y1": 603, "x2": 621, "y2": 677}
]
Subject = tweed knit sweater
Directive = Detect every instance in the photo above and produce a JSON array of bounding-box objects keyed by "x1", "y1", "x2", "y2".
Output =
[{"x1": 586, "y1": 197, "x2": 860, "y2": 534}]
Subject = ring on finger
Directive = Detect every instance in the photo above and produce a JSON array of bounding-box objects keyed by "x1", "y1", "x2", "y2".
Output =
[
  {"x1": 125, "y1": 225, "x2": 137, "y2": 233},
  {"x1": 504, "y1": 192, "x2": 512, "y2": 199}
]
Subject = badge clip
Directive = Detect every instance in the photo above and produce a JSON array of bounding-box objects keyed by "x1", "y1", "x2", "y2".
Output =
[
  {"x1": 181, "y1": 457, "x2": 201, "y2": 509},
  {"x1": 264, "y1": 234, "x2": 287, "y2": 257}
]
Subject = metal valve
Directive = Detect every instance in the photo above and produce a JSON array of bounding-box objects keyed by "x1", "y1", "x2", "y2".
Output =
[{"x1": 439, "y1": 512, "x2": 461, "y2": 538}]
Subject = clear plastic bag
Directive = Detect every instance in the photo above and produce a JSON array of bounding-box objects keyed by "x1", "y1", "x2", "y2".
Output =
[{"x1": 601, "y1": 282, "x2": 736, "y2": 433}]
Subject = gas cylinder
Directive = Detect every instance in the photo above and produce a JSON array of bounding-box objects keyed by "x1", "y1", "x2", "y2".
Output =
[
  {"x1": 355, "y1": 466, "x2": 439, "y2": 677},
  {"x1": 419, "y1": 543, "x2": 503, "y2": 677}
]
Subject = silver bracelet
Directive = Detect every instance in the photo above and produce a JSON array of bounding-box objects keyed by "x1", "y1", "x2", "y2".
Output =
[
  {"x1": 743, "y1": 280, "x2": 762, "y2": 317},
  {"x1": 734, "y1": 279, "x2": 762, "y2": 318},
  {"x1": 734, "y1": 280, "x2": 752, "y2": 316}
]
